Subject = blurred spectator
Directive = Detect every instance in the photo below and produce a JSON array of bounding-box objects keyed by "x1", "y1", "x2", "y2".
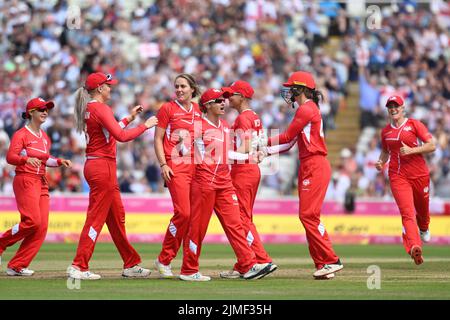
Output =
[{"x1": 0, "y1": 1, "x2": 448, "y2": 200}]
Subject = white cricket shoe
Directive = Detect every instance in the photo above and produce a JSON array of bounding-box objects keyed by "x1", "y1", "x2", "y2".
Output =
[
  {"x1": 243, "y1": 263, "x2": 271, "y2": 280},
  {"x1": 258, "y1": 263, "x2": 278, "y2": 279},
  {"x1": 122, "y1": 265, "x2": 151, "y2": 278},
  {"x1": 313, "y1": 260, "x2": 343, "y2": 278},
  {"x1": 314, "y1": 273, "x2": 335, "y2": 280},
  {"x1": 179, "y1": 272, "x2": 211, "y2": 282},
  {"x1": 6, "y1": 267, "x2": 34, "y2": 276},
  {"x1": 67, "y1": 265, "x2": 101, "y2": 280},
  {"x1": 154, "y1": 259, "x2": 174, "y2": 278},
  {"x1": 219, "y1": 269, "x2": 243, "y2": 279},
  {"x1": 420, "y1": 229, "x2": 431, "y2": 243}
]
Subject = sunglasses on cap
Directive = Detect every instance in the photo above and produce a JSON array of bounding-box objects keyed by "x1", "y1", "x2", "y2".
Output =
[{"x1": 99, "y1": 73, "x2": 113, "y2": 86}]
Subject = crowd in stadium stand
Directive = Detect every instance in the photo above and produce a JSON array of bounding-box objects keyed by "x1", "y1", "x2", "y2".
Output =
[{"x1": 0, "y1": 0, "x2": 449, "y2": 203}]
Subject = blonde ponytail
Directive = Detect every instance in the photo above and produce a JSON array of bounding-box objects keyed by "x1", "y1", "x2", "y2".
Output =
[{"x1": 74, "y1": 87, "x2": 90, "y2": 133}]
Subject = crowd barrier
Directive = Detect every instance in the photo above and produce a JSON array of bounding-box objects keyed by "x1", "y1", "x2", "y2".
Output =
[{"x1": 1, "y1": 195, "x2": 450, "y2": 244}]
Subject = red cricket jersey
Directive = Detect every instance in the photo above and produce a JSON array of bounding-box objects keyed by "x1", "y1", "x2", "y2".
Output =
[
  {"x1": 381, "y1": 118, "x2": 432, "y2": 178},
  {"x1": 231, "y1": 109, "x2": 263, "y2": 165},
  {"x1": 268, "y1": 100, "x2": 327, "y2": 159},
  {"x1": 85, "y1": 100, "x2": 147, "y2": 159},
  {"x1": 192, "y1": 117, "x2": 234, "y2": 190},
  {"x1": 6, "y1": 126, "x2": 61, "y2": 176},
  {"x1": 156, "y1": 100, "x2": 202, "y2": 163}
]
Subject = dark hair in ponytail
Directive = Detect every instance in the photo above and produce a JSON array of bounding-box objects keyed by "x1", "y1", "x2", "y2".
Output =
[{"x1": 294, "y1": 86, "x2": 324, "y2": 107}]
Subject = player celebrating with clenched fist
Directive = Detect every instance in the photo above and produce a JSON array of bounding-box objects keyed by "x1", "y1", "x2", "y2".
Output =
[
  {"x1": 0, "y1": 97, "x2": 72, "y2": 276},
  {"x1": 376, "y1": 95, "x2": 436, "y2": 265},
  {"x1": 68, "y1": 72, "x2": 158, "y2": 280}
]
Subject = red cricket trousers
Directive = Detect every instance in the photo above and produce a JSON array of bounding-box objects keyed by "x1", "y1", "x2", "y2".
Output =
[
  {"x1": 181, "y1": 181, "x2": 257, "y2": 275},
  {"x1": 389, "y1": 173, "x2": 430, "y2": 254},
  {"x1": 231, "y1": 164, "x2": 271, "y2": 268},
  {"x1": 0, "y1": 173, "x2": 49, "y2": 271},
  {"x1": 299, "y1": 155, "x2": 339, "y2": 269},
  {"x1": 72, "y1": 158, "x2": 141, "y2": 271},
  {"x1": 157, "y1": 162, "x2": 195, "y2": 265}
]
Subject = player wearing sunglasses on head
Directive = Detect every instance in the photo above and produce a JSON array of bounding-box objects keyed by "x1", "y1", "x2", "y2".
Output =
[{"x1": 67, "y1": 72, "x2": 158, "y2": 280}]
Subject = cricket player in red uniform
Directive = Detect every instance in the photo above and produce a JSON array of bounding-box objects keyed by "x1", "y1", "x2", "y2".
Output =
[
  {"x1": 68, "y1": 72, "x2": 158, "y2": 280},
  {"x1": 154, "y1": 74, "x2": 202, "y2": 278},
  {"x1": 264, "y1": 71, "x2": 343, "y2": 279},
  {"x1": 179, "y1": 88, "x2": 274, "y2": 281},
  {"x1": 376, "y1": 95, "x2": 435, "y2": 265},
  {"x1": 0, "y1": 97, "x2": 72, "y2": 276},
  {"x1": 218, "y1": 80, "x2": 277, "y2": 279}
]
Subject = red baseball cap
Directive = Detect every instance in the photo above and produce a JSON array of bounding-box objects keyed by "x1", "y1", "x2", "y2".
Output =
[
  {"x1": 22, "y1": 97, "x2": 55, "y2": 119},
  {"x1": 222, "y1": 80, "x2": 254, "y2": 99},
  {"x1": 385, "y1": 95, "x2": 404, "y2": 107},
  {"x1": 84, "y1": 72, "x2": 118, "y2": 90},
  {"x1": 199, "y1": 88, "x2": 224, "y2": 107},
  {"x1": 283, "y1": 71, "x2": 315, "y2": 89}
]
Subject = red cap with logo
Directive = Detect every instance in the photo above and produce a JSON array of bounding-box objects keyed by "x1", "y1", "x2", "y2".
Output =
[
  {"x1": 200, "y1": 88, "x2": 224, "y2": 107},
  {"x1": 84, "y1": 72, "x2": 118, "y2": 91},
  {"x1": 385, "y1": 95, "x2": 404, "y2": 107},
  {"x1": 22, "y1": 97, "x2": 55, "y2": 119},
  {"x1": 222, "y1": 80, "x2": 254, "y2": 99},
  {"x1": 283, "y1": 71, "x2": 315, "y2": 89}
]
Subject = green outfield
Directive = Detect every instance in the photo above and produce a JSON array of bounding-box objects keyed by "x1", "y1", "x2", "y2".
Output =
[{"x1": 0, "y1": 243, "x2": 449, "y2": 300}]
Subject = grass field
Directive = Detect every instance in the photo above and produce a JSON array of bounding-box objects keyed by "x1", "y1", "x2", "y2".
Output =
[{"x1": 0, "y1": 243, "x2": 449, "y2": 300}]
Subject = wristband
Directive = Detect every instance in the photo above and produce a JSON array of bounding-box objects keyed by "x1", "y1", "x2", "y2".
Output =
[{"x1": 160, "y1": 163, "x2": 168, "y2": 168}]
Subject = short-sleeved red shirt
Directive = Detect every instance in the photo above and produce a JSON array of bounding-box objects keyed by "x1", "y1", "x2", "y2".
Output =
[{"x1": 381, "y1": 118, "x2": 432, "y2": 178}]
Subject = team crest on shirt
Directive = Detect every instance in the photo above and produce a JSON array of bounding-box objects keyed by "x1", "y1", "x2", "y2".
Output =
[
  {"x1": 303, "y1": 179, "x2": 310, "y2": 186},
  {"x1": 404, "y1": 126, "x2": 412, "y2": 131},
  {"x1": 195, "y1": 112, "x2": 201, "y2": 117},
  {"x1": 232, "y1": 194, "x2": 238, "y2": 202}
]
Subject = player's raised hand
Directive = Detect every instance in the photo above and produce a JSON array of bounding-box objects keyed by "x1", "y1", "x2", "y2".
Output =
[
  {"x1": 144, "y1": 116, "x2": 158, "y2": 129},
  {"x1": 26, "y1": 157, "x2": 42, "y2": 167},
  {"x1": 128, "y1": 105, "x2": 144, "y2": 122}
]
